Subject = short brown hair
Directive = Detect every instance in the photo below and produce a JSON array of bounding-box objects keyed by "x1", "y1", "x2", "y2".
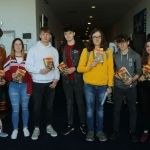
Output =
[
  {"x1": 0, "y1": 28, "x2": 3, "y2": 37},
  {"x1": 40, "y1": 26, "x2": 51, "y2": 34}
]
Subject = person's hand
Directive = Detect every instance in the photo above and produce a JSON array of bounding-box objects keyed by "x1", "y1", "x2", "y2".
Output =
[
  {"x1": 107, "y1": 88, "x2": 112, "y2": 94},
  {"x1": 115, "y1": 73, "x2": 121, "y2": 80},
  {"x1": 66, "y1": 67, "x2": 76, "y2": 74},
  {"x1": 40, "y1": 68, "x2": 50, "y2": 74},
  {"x1": 139, "y1": 75, "x2": 146, "y2": 81},
  {"x1": 90, "y1": 60, "x2": 98, "y2": 69},
  {"x1": 50, "y1": 79, "x2": 58, "y2": 89},
  {"x1": 12, "y1": 73, "x2": 16, "y2": 79},
  {"x1": 124, "y1": 78, "x2": 133, "y2": 85},
  {"x1": 0, "y1": 79, "x2": 6, "y2": 86}
]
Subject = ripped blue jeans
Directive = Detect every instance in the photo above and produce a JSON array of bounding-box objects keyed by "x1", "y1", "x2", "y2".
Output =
[{"x1": 9, "y1": 82, "x2": 30, "y2": 130}]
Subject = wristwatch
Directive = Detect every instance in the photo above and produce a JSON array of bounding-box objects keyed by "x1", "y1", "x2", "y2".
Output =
[{"x1": 107, "y1": 86, "x2": 112, "y2": 89}]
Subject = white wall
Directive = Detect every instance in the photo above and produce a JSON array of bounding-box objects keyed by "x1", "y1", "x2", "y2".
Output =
[
  {"x1": 0, "y1": 0, "x2": 37, "y2": 55},
  {"x1": 36, "y1": 0, "x2": 63, "y2": 49},
  {"x1": 105, "y1": 0, "x2": 150, "y2": 42}
]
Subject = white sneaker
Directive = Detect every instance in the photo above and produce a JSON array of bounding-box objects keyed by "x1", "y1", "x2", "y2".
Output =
[
  {"x1": 11, "y1": 130, "x2": 18, "y2": 139},
  {"x1": 23, "y1": 127, "x2": 30, "y2": 137},
  {"x1": 46, "y1": 125, "x2": 57, "y2": 137},
  {"x1": 31, "y1": 128, "x2": 40, "y2": 140}
]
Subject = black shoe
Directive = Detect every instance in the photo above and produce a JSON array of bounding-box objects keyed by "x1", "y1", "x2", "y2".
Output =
[
  {"x1": 62, "y1": 125, "x2": 74, "y2": 135},
  {"x1": 129, "y1": 132, "x2": 139, "y2": 142},
  {"x1": 80, "y1": 124, "x2": 87, "y2": 134},
  {"x1": 109, "y1": 131, "x2": 119, "y2": 140}
]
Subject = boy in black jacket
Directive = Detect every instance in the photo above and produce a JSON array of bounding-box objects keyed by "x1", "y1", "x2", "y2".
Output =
[{"x1": 59, "y1": 24, "x2": 87, "y2": 135}]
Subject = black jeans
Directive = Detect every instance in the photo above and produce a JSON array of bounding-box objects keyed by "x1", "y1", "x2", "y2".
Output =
[
  {"x1": 113, "y1": 86, "x2": 137, "y2": 132},
  {"x1": 139, "y1": 81, "x2": 150, "y2": 131},
  {"x1": 63, "y1": 80, "x2": 85, "y2": 125},
  {"x1": 32, "y1": 82, "x2": 55, "y2": 127}
]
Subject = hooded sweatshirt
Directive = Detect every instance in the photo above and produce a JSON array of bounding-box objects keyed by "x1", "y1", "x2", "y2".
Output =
[
  {"x1": 114, "y1": 47, "x2": 142, "y2": 89},
  {"x1": 25, "y1": 41, "x2": 60, "y2": 83}
]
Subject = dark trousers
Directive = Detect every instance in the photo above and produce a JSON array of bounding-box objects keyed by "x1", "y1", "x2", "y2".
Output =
[
  {"x1": 63, "y1": 80, "x2": 85, "y2": 125},
  {"x1": 139, "y1": 81, "x2": 150, "y2": 131},
  {"x1": 32, "y1": 82, "x2": 55, "y2": 127},
  {"x1": 0, "y1": 86, "x2": 2, "y2": 101},
  {"x1": 113, "y1": 86, "x2": 137, "y2": 132}
]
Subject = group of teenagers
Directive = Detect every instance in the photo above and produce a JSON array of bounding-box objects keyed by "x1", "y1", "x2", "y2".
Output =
[{"x1": 0, "y1": 24, "x2": 150, "y2": 143}]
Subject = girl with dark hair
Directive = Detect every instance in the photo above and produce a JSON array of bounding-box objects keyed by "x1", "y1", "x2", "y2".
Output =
[
  {"x1": 77, "y1": 28, "x2": 114, "y2": 141},
  {"x1": 139, "y1": 39, "x2": 150, "y2": 142},
  {"x1": 3, "y1": 38, "x2": 32, "y2": 139}
]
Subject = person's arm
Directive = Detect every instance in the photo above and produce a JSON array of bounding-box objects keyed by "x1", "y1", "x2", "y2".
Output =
[
  {"x1": 77, "y1": 48, "x2": 92, "y2": 73},
  {"x1": 25, "y1": 48, "x2": 41, "y2": 74},
  {"x1": 3, "y1": 56, "x2": 13, "y2": 81},
  {"x1": 125, "y1": 53, "x2": 142, "y2": 85},
  {"x1": 132, "y1": 53, "x2": 142, "y2": 82},
  {"x1": 53, "y1": 50, "x2": 60, "y2": 81}
]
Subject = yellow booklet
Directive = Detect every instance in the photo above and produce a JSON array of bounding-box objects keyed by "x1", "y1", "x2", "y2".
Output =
[
  {"x1": 13, "y1": 69, "x2": 26, "y2": 83},
  {"x1": 94, "y1": 48, "x2": 104, "y2": 63},
  {"x1": 117, "y1": 67, "x2": 132, "y2": 83},
  {"x1": 43, "y1": 56, "x2": 54, "y2": 70},
  {"x1": 143, "y1": 65, "x2": 150, "y2": 80},
  {"x1": 58, "y1": 62, "x2": 68, "y2": 75},
  {"x1": 0, "y1": 70, "x2": 4, "y2": 82}
]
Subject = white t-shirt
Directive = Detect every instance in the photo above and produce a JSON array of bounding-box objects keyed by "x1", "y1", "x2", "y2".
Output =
[{"x1": 16, "y1": 56, "x2": 23, "y2": 64}]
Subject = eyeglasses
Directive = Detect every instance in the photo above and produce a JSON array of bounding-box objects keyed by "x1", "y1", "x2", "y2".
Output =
[{"x1": 92, "y1": 36, "x2": 101, "y2": 40}]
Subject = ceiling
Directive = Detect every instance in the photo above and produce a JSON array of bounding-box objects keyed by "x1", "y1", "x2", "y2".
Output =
[{"x1": 46, "y1": 0, "x2": 141, "y2": 38}]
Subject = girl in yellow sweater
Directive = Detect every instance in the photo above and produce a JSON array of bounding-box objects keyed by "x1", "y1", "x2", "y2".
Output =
[{"x1": 77, "y1": 28, "x2": 114, "y2": 141}]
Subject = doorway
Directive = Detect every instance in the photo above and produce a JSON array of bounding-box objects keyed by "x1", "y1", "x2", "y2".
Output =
[{"x1": 0, "y1": 30, "x2": 15, "y2": 56}]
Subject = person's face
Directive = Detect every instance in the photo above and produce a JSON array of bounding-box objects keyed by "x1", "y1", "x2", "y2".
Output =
[
  {"x1": 14, "y1": 40, "x2": 22, "y2": 53},
  {"x1": 117, "y1": 40, "x2": 129, "y2": 51},
  {"x1": 64, "y1": 31, "x2": 75, "y2": 42},
  {"x1": 92, "y1": 31, "x2": 102, "y2": 47},
  {"x1": 146, "y1": 42, "x2": 150, "y2": 54},
  {"x1": 40, "y1": 31, "x2": 51, "y2": 44}
]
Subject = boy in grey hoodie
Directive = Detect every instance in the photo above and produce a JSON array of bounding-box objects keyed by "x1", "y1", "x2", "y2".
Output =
[{"x1": 109, "y1": 34, "x2": 142, "y2": 142}]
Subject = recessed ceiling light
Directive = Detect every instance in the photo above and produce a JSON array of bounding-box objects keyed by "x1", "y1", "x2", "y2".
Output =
[
  {"x1": 91, "y1": 6, "x2": 96, "y2": 8},
  {"x1": 87, "y1": 27, "x2": 89, "y2": 29},
  {"x1": 89, "y1": 16, "x2": 93, "y2": 18},
  {"x1": 86, "y1": 31, "x2": 88, "y2": 32},
  {"x1": 85, "y1": 33, "x2": 87, "y2": 35},
  {"x1": 88, "y1": 22, "x2": 91, "y2": 24}
]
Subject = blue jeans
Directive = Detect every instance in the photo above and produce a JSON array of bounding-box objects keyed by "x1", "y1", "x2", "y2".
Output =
[
  {"x1": 9, "y1": 82, "x2": 30, "y2": 130},
  {"x1": 84, "y1": 83, "x2": 107, "y2": 132}
]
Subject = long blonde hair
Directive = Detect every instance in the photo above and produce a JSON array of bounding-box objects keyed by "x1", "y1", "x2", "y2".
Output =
[{"x1": 10, "y1": 38, "x2": 26, "y2": 59}]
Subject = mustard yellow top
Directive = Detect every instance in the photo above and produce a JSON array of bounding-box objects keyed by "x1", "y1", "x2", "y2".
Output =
[{"x1": 77, "y1": 48, "x2": 114, "y2": 86}]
